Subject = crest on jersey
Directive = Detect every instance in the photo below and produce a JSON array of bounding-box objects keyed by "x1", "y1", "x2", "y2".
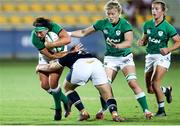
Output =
[
  {"x1": 147, "y1": 29, "x2": 151, "y2": 34},
  {"x1": 158, "y1": 31, "x2": 163, "y2": 36},
  {"x1": 103, "y1": 29, "x2": 108, "y2": 34},
  {"x1": 116, "y1": 30, "x2": 121, "y2": 36}
]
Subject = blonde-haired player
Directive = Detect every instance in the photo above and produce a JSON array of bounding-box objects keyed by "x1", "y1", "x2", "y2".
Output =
[{"x1": 69, "y1": 0, "x2": 153, "y2": 119}]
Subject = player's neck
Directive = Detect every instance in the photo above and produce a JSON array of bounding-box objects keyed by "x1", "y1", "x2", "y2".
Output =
[
  {"x1": 154, "y1": 16, "x2": 164, "y2": 26},
  {"x1": 112, "y1": 19, "x2": 120, "y2": 27}
]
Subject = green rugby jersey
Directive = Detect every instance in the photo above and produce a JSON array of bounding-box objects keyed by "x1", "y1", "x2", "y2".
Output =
[
  {"x1": 93, "y1": 18, "x2": 132, "y2": 57},
  {"x1": 143, "y1": 19, "x2": 177, "y2": 54},
  {"x1": 31, "y1": 22, "x2": 65, "y2": 51}
]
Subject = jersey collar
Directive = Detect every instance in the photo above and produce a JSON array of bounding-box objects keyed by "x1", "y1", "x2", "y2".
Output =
[{"x1": 153, "y1": 18, "x2": 165, "y2": 27}]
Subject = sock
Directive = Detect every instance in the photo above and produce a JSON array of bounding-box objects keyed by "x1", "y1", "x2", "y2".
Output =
[
  {"x1": 67, "y1": 91, "x2": 84, "y2": 111},
  {"x1": 158, "y1": 101, "x2": 165, "y2": 112},
  {"x1": 161, "y1": 86, "x2": 167, "y2": 94},
  {"x1": 106, "y1": 99, "x2": 118, "y2": 114},
  {"x1": 100, "y1": 96, "x2": 108, "y2": 111},
  {"x1": 135, "y1": 92, "x2": 149, "y2": 112},
  {"x1": 60, "y1": 90, "x2": 68, "y2": 104},
  {"x1": 48, "y1": 87, "x2": 62, "y2": 110}
]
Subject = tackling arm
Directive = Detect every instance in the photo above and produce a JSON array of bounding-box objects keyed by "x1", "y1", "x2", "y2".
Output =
[
  {"x1": 40, "y1": 44, "x2": 81, "y2": 60},
  {"x1": 70, "y1": 26, "x2": 95, "y2": 37}
]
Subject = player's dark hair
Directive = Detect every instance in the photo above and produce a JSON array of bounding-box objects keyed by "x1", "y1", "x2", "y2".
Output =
[{"x1": 33, "y1": 17, "x2": 52, "y2": 30}]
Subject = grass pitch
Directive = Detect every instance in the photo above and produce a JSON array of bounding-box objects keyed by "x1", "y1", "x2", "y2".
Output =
[{"x1": 0, "y1": 60, "x2": 180, "y2": 125}]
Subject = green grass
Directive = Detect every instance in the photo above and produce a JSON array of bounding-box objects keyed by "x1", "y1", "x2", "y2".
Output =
[{"x1": 0, "y1": 60, "x2": 180, "y2": 125}]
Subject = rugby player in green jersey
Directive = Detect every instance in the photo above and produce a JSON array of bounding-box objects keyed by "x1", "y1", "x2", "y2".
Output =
[
  {"x1": 31, "y1": 17, "x2": 79, "y2": 120},
  {"x1": 138, "y1": 0, "x2": 180, "y2": 116},
  {"x1": 69, "y1": 0, "x2": 153, "y2": 119}
]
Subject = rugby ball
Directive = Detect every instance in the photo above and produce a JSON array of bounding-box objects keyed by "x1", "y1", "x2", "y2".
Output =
[{"x1": 45, "y1": 31, "x2": 67, "y2": 52}]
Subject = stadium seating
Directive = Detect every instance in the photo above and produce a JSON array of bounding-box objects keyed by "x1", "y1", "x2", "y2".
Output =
[
  {"x1": 23, "y1": 15, "x2": 35, "y2": 25},
  {"x1": 17, "y1": 3, "x2": 29, "y2": 12},
  {"x1": 0, "y1": 15, "x2": 8, "y2": 24},
  {"x1": 9, "y1": 15, "x2": 22, "y2": 25},
  {"x1": 51, "y1": 15, "x2": 63, "y2": 24},
  {"x1": 1, "y1": 3, "x2": 16, "y2": 12},
  {"x1": 30, "y1": 3, "x2": 43, "y2": 12},
  {"x1": 0, "y1": 1, "x2": 106, "y2": 27},
  {"x1": 57, "y1": 3, "x2": 71, "y2": 12},
  {"x1": 0, "y1": 0, "x2": 175, "y2": 28}
]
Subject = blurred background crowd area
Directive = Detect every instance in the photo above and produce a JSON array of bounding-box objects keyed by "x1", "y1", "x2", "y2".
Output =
[
  {"x1": 0, "y1": 0, "x2": 179, "y2": 59},
  {"x1": 0, "y1": 0, "x2": 179, "y2": 29}
]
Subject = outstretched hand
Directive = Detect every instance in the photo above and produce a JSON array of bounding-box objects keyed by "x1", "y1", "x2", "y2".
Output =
[{"x1": 70, "y1": 43, "x2": 85, "y2": 53}]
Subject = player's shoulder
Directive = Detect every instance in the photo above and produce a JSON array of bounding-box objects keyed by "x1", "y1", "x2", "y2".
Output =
[
  {"x1": 50, "y1": 22, "x2": 63, "y2": 28},
  {"x1": 163, "y1": 19, "x2": 174, "y2": 28},
  {"x1": 95, "y1": 18, "x2": 109, "y2": 25},
  {"x1": 120, "y1": 17, "x2": 128, "y2": 23},
  {"x1": 120, "y1": 18, "x2": 131, "y2": 25},
  {"x1": 144, "y1": 19, "x2": 154, "y2": 26},
  {"x1": 31, "y1": 30, "x2": 37, "y2": 39}
]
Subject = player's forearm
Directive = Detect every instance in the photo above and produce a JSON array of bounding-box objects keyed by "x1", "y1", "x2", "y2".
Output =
[
  {"x1": 168, "y1": 35, "x2": 180, "y2": 52},
  {"x1": 53, "y1": 51, "x2": 69, "y2": 59},
  {"x1": 168, "y1": 41, "x2": 180, "y2": 52},
  {"x1": 51, "y1": 37, "x2": 71, "y2": 47},
  {"x1": 71, "y1": 30, "x2": 86, "y2": 37},
  {"x1": 53, "y1": 49, "x2": 77, "y2": 59},
  {"x1": 115, "y1": 41, "x2": 132, "y2": 49}
]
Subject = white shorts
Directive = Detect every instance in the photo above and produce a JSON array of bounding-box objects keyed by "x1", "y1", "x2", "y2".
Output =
[
  {"x1": 104, "y1": 53, "x2": 135, "y2": 71},
  {"x1": 67, "y1": 58, "x2": 108, "y2": 86},
  {"x1": 38, "y1": 53, "x2": 58, "y2": 65},
  {"x1": 145, "y1": 53, "x2": 171, "y2": 73}
]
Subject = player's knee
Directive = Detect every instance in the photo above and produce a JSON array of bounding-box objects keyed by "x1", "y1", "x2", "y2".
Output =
[{"x1": 40, "y1": 82, "x2": 49, "y2": 90}]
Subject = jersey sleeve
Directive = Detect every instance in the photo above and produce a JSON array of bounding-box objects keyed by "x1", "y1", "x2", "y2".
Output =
[
  {"x1": 51, "y1": 22, "x2": 63, "y2": 35},
  {"x1": 31, "y1": 31, "x2": 45, "y2": 50},
  {"x1": 122, "y1": 20, "x2": 132, "y2": 33},
  {"x1": 143, "y1": 22, "x2": 148, "y2": 34},
  {"x1": 167, "y1": 24, "x2": 177, "y2": 38},
  {"x1": 93, "y1": 19, "x2": 104, "y2": 31}
]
